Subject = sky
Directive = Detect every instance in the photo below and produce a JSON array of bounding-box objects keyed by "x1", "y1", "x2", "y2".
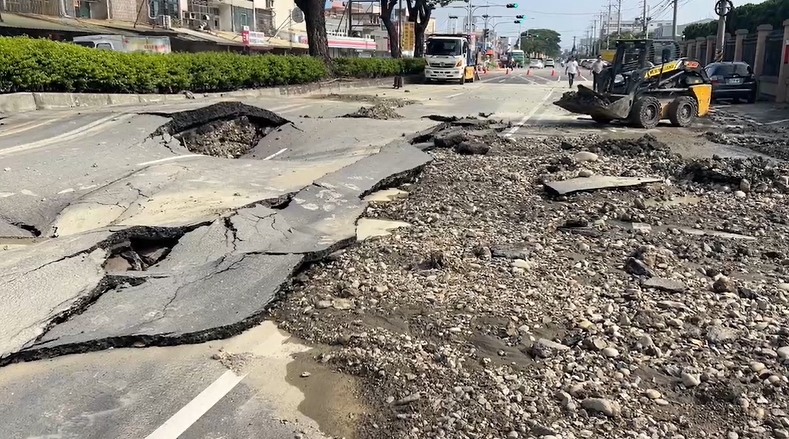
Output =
[{"x1": 430, "y1": 0, "x2": 767, "y2": 49}]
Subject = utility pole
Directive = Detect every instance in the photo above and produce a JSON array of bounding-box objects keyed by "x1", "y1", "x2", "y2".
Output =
[
  {"x1": 572, "y1": 36, "x2": 576, "y2": 55},
  {"x1": 642, "y1": 0, "x2": 647, "y2": 35},
  {"x1": 616, "y1": 0, "x2": 622, "y2": 35},
  {"x1": 592, "y1": 19, "x2": 597, "y2": 55},
  {"x1": 714, "y1": 0, "x2": 733, "y2": 62},
  {"x1": 606, "y1": 1, "x2": 613, "y2": 48},
  {"x1": 671, "y1": 0, "x2": 679, "y2": 40}
]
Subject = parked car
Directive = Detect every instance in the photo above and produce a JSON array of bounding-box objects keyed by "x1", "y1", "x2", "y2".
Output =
[
  {"x1": 580, "y1": 59, "x2": 593, "y2": 69},
  {"x1": 704, "y1": 61, "x2": 758, "y2": 103},
  {"x1": 529, "y1": 59, "x2": 544, "y2": 69},
  {"x1": 544, "y1": 58, "x2": 555, "y2": 68}
]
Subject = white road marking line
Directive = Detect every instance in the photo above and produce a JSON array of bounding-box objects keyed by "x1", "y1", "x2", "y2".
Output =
[
  {"x1": 504, "y1": 89, "x2": 555, "y2": 137},
  {"x1": 0, "y1": 192, "x2": 14, "y2": 198},
  {"x1": 263, "y1": 148, "x2": 288, "y2": 160},
  {"x1": 57, "y1": 188, "x2": 75, "y2": 194},
  {"x1": 144, "y1": 370, "x2": 247, "y2": 439},
  {"x1": 498, "y1": 78, "x2": 506, "y2": 83},
  {"x1": 137, "y1": 154, "x2": 203, "y2": 167},
  {"x1": 0, "y1": 114, "x2": 133, "y2": 157},
  {"x1": 447, "y1": 92, "x2": 464, "y2": 98},
  {"x1": 766, "y1": 118, "x2": 789, "y2": 125},
  {"x1": 278, "y1": 104, "x2": 311, "y2": 114}
]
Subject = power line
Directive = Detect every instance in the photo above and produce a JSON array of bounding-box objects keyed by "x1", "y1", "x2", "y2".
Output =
[{"x1": 503, "y1": 5, "x2": 644, "y2": 16}]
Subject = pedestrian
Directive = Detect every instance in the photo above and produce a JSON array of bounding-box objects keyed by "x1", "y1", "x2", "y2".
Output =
[
  {"x1": 590, "y1": 55, "x2": 605, "y2": 91},
  {"x1": 565, "y1": 56, "x2": 579, "y2": 89}
]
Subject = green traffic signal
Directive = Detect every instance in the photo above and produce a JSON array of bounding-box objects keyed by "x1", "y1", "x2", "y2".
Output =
[
  {"x1": 514, "y1": 20, "x2": 521, "y2": 23},
  {"x1": 505, "y1": 3, "x2": 518, "y2": 7},
  {"x1": 515, "y1": 15, "x2": 524, "y2": 18}
]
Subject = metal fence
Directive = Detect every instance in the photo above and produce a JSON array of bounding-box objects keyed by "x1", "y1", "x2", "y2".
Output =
[
  {"x1": 763, "y1": 30, "x2": 784, "y2": 76},
  {"x1": 742, "y1": 35, "x2": 757, "y2": 67}
]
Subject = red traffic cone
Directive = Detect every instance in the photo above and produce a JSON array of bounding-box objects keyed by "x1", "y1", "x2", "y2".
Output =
[
  {"x1": 551, "y1": 69, "x2": 555, "y2": 76},
  {"x1": 526, "y1": 69, "x2": 530, "y2": 76},
  {"x1": 506, "y1": 68, "x2": 510, "y2": 75}
]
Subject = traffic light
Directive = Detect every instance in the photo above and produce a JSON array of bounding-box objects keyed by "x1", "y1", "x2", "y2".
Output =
[
  {"x1": 514, "y1": 20, "x2": 521, "y2": 23},
  {"x1": 515, "y1": 15, "x2": 524, "y2": 19},
  {"x1": 483, "y1": 29, "x2": 490, "y2": 38},
  {"x1": 505, "y1": 3, "x2": 518, "y2": 7}
]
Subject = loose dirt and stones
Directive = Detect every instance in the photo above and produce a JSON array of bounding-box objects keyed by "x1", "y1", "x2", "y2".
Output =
[
  {"x1": 274, "y1": 131, "x2": 789, "y2": 439},
  {"x1": 703, "y1": 109, "x2": 789, "y2": 161},
  {"x1": 343, "y1": 103, "x2": 404, "y2": 120}
]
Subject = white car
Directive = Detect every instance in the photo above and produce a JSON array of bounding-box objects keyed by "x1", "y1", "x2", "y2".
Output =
[
  {"x1": 544, "y1": 58, "x2": 555, "y2": 68},
  {"x1": 529, "y1": 59, "x2": 543, "y2": 69}
]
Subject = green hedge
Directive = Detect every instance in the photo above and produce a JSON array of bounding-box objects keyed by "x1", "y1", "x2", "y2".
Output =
[{"x1": 0, "y1": 36, "x2": 425, "y2": 94}]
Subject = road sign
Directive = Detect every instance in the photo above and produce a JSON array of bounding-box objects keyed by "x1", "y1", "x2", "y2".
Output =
[{"x1": 401, "y1": 22, "x2": 415, "y2": 51}]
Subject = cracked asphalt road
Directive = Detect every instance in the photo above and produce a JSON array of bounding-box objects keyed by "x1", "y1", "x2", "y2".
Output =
[{"x1": 0, "y1": 71, "x2": 664, "y2": 438}]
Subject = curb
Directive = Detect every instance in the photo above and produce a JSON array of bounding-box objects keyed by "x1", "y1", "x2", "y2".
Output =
[{"x1": 0, "y1": 75, "x2": 419, "y2": 114}]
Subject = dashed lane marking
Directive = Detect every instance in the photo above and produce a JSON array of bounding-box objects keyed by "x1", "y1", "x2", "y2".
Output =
[
  {"x1": 504, "y1": 89, "x2": 555, "y2": 137},
  {"x1": 144, "y1": 370, "x2": 247, "y2": 439},
  {"x1": 136, "y1": 155, "x2": 204, "y2": 167},
  {"x1": 263, "y1": 148, "x2": 288, "y2": 160},
  {"x1": 447, "y1": 92, "x2": 465, "y2": 98},
  {"x1": 766, "y1": 118, "x2": 789, "y2": 125}
]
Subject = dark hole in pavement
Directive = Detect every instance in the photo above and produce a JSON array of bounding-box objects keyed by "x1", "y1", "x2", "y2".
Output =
[
  {"x1": 151, "y1": 102, "x2": 291, "y2": 159},
  {"x1": 103, "y1": 237, "x2": 178, "y2": 271}
]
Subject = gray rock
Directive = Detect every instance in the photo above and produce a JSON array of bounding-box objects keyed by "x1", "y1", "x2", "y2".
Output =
[
  {"x1": 734, "y1": 190, "x2": 747, "y2": 199},
  {"x1": 625, "y1": 257, "x2": 655, "y2": 277},
  {"x1": 601, "y1": 347, "x2": 620, "y2": 358},
  {"x1": 396, "y1": 393, "x2": 421, "y2": 405},
  {"x1": 645, "y1": 389, "x2": 661, "y2": 399},
  {"x1": 316, "y1": 300, "x2": 332, "y2": 309},
  {"x1": 531, "y1": 338, "x2": 570, "y2": 358},
  {"x1": 706, "y1": 325, "x2": 736, "y2": 344},
  {"x1": 578, "y1": 169, "x2": 594, "y2": 177},
  {"x1": 713, "y1": 276, "x2": 736, "y2": 293},
  {"x1": 778, "y1": 346, "x2": 789, "y2": 361},
  {"x1": 581, "y1": 398, "x2": 621, "y2": 417},
  {"x1": 574, "y1": 151, "x2": 599, "y2": 162},
  {"x1": 681, "y1": 372, "x2": 701, "y2": 387},
  {"x1": 740, "y1": 178, "x2": 751, "y2": 193},
  {"x1": 331, "y1": 298, "x2": 355, "y2": 310},
  {"x1": 642, "y1": 277, "x2": 686, "y2": 293},
  {"x1": 454, "y1": 141, "x2": 490, "y2": 155}
]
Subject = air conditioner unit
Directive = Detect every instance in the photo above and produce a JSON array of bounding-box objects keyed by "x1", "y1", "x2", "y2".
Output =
[{"x1": 189, "y1": 12, "x2": 197, "y2": 19}]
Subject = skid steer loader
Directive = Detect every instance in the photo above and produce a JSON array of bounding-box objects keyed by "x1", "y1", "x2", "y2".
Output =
[{"x1": 554, "y1": 39, "x2": 712, "y2": 129}]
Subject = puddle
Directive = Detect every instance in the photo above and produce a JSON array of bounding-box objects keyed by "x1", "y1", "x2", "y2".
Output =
[
  {"x1": 363, "y1": 188, "x2": 409, "y2": 202},
  {"x1": 356, "y1": 218, "x2": 410, "y2": 241},
  {"x1": 644, "y1": 195, "x2": 701, "y2": 207},
  {"x1": 221, "y1": 321, "x2": 365, "y2": 439}
]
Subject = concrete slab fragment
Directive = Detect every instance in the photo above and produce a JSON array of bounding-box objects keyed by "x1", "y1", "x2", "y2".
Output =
[
  {"x1": 544, "y1": 176, "x2": 663, "y2": 196},
  {"x1": 27, "y1": 253, "x2": 303, "y2": 353},
  {"x1": 642, "y1": 277, "x2": 687, "y2": 293}
]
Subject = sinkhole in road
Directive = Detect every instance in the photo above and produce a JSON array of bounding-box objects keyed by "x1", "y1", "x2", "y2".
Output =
[
  {"x1": 152, "y1": 101, "x2": 291, "y2": 159},
  {"x1": 103, "y1": 236, "x2": 179, "y2": 272}
]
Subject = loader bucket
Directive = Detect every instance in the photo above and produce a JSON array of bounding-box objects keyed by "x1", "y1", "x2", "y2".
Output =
[{"x1": 553, "y1": 85, "x2": 634, "y2": 120}]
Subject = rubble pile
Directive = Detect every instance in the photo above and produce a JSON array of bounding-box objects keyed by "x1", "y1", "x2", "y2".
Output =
[
  {"x1": 704, "y1": 110, "x2": 789, "y2": 160},
  {"x1": 342, "y1": 102, "x2": 404, "y2": 120},
  {"x1": 274, "y1": 132, "x2": 789, "y2": 439}
]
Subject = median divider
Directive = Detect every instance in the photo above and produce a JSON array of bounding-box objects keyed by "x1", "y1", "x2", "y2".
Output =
[{"x1": 0, "y1": 36, "x2": 426, "y2": 114}]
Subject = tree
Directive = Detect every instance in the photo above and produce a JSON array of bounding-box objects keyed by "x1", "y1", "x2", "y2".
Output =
[
  {"x1": 406, "y1": 0, "x2": 456, "y2": 58},
  {"x1": 380, "y1": 0, "x2": 401, "y2": 58},
  {"x1": 294, "y1": 0, "x2": 330, "y2": 61},
  {"x1": 519, "y1": 29, "x2": 562, "y2": 57},
  {"x1": 683, "y1": 0, "x2": 789, "y2": 40}
]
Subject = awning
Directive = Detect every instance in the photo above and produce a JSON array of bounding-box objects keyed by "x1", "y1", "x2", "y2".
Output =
[{"x1": 0, "y1": 13, "x2": 136, "y2": 34}]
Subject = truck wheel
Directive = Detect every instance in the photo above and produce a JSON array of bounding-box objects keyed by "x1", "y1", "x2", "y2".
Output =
[
  {"x1": 630, "y1": 96, "x2": 661, "y2": 129},
  {"x1": 459, "y1": 75, "x2": 465, "y2": 85},
  {"x1": 667, "y1": 96, "x2": 697, "y2": 127}
]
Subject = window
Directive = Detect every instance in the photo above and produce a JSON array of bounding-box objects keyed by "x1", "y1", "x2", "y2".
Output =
[{"x1": 96, "y1": 43, "x2": 113, "y2": 50}]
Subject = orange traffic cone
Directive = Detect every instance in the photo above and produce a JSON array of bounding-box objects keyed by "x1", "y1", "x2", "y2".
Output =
[
  {"x1": 551, "y1": 69, "x2": 555, "y2": 76},
  {"x1": 526, "y1": 69, "x2": 530, "y2": 76},
  {"x1": 506, "y1": 68, "x2": 510, "y2": 75}
]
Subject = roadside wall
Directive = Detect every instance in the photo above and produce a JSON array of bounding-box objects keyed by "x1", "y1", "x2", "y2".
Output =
[{"x1": 680, "y1": 19, "x2": 789, "y2": 103}]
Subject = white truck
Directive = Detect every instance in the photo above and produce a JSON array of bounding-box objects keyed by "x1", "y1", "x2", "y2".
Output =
[
  {"x1": 72, "y1": 35, "x2": 172, "y2": 53},
  {"x1": 424, "y1": 33, "x2": 476, "y2": 84}
]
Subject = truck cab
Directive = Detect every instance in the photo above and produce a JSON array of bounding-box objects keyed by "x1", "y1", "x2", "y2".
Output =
[{"x1": 424, "y1": 34, "x2": 476, "y2": 84}]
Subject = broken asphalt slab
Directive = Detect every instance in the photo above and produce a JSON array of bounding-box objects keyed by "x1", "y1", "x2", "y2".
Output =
[
  {"x1": 0, "y1": 115, "x2": 432, "y2": 364},
  {"x1": 543, "y1": 176, "x2": 663, "y2": 196}
]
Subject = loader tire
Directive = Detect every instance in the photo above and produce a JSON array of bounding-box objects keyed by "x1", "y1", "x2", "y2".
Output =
[
  {"x1": 630, "y1": 96, "x2": 661, "y2": 129},
  {"x1": 667, "y1": 96, "x2": 697, "y2": 127}
]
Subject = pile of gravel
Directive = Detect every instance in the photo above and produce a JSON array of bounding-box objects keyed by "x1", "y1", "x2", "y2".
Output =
[
  {"x1": 273, "y1": 133, "x2": 789, "y2": 439},
  {"x1": 342, "y1": 103, "x2": 404, "y2": 120},
  {"x1": 704, "y1": 110, "x2": 789, "y2": 160}
]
